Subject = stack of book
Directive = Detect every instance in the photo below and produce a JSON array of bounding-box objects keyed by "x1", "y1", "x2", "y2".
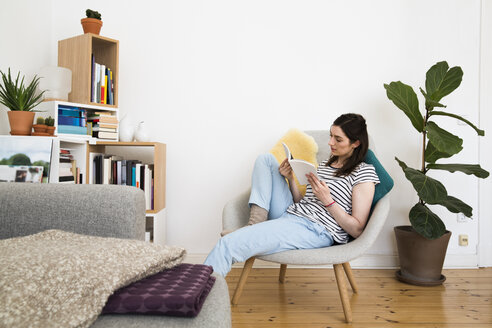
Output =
[
  {"x1": 57, "y1": 105, "x2": 89, "y2": 136},
  {"x1": 87, "y1": 112, "x2": 118, "y2": 140},
  {"x1": 59, "y1": 148, "x2": 78, "y2": 183},
  {"x1": 91, "y1": 55, "x2": 115, "y2": 105},
  {"x1": 90, "y1": 153, "x2": 153, "y2": 210}
]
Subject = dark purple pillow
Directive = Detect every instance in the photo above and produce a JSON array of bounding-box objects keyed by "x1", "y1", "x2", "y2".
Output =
[{"x1": 102, "y1": 263, "x2": 216, "y2": 317}]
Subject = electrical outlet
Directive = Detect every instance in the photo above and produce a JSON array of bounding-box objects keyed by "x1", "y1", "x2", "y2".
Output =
[
  {"x1": 459, "y1": 234, "x2": 469, "y2": 246},
  {"x1": 457, "y1": 213, "x2": 467, "y2": 223}
]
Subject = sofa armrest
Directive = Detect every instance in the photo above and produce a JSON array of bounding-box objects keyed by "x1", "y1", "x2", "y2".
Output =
[{"x1": 0, "y1": 183, "x2": 146, "y2": 240}]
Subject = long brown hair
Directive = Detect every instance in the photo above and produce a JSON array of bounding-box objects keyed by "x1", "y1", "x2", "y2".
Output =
[{"x1": 327, "y1": 113, "x2": 369, "y2": 176}]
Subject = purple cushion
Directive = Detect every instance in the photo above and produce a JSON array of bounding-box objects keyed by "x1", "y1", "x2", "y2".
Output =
[{"x1": 102, "y1": 263, "x2": 216, "y2": 317}]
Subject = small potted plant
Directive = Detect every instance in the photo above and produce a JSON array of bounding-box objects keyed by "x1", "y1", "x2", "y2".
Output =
[
  {"x1": 384, "y1": 61, "x2": 489, "y2": 286},
  {"x1": 81, "y1": 9, "x2": 102, "y2": 35},
  {"x1": 45, "y1": 116, "x2": 56, "y2": 136},
  {"x1": 0, "y1": 68, "x2": 46, "y2": 135},
  {"x1": 32, "y1": 116, "x2": 48, "y2": 135}
]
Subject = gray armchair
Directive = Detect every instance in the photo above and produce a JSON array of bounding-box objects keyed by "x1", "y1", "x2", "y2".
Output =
[{"x1": 221, "y1": 130, "x2": 391, "y2": 323}]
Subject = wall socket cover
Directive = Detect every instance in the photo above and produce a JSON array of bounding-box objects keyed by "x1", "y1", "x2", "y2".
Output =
[{"x1": 458, "y1": 234, "x2": 469, "y2": 246}]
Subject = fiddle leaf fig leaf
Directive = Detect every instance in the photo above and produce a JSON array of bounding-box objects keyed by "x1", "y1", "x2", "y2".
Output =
[
  {"x1": 438, "y1": 195, "x2": 473, "y2": 217},
  {"x1": 425, "y1": 61, "x2": 463, "y2": 102},
  {"x1": 420, "y1": 87, "x2": 446, "y2": 110},
  {"x1": 426, "y1": 163, "x2": 490, "y2": 179},
  {"x1": 409, "y1": 203, "x2": 446, "y2": 240},
  {"x1": 384, "y1": 81, "x2": 424, "y2": 132},
  {"x1": 424, "y1": 141, "x2": 453, "y2": 164},
  {"x1": 396, "y1": 157, "x2": 448, "y2": 204},
  {"x1": 426, "y1": 121, "x2": 463, "y2": 156},
  {"x1": 429, "y1": 111, "x2": 485, "y2": 136}
]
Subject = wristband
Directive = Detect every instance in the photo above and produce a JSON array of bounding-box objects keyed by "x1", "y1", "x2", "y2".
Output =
[{"x1": 325, "y1": 201, "x2": 336, "y2": 208}]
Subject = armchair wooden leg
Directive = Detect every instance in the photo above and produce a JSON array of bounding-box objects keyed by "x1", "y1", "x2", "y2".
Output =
[
  {"x1": 279, "y1": 264, "x2": 287, "y2": 283},
  {"x1": 333, "y1": 263, "x2": 353, "y2": 323},
  {"x1": 342, "y1": 262, "x2": 358, "y2": 293},
  {"x1": 231, "y1": 257, "x2": 255, "y2": 305}
]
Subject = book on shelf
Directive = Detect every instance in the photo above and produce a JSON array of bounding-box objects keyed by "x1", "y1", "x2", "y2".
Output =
[
  {"x1": 58, "y1": 125, "x2": 89, "y2": 135},
  {"x1": 87, "y1": 114, "x2": 118, "y2": 124},
  {"x1": 93, "y1": 131, "x2": 118, "y2": 140},
  {"x1": 91, "y1": 60, "x2": 114, "y2": 105},
  {"x1": 92, "y1": 126, "x2": 117, "y2": 132},
  {"x1": 88, "y1": 153, "x2": 154, "y2": 210}
]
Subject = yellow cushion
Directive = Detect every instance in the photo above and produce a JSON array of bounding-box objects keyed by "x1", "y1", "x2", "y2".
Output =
[{"x1": 270, "y1": 129, "x2": 318, "y2": 195}]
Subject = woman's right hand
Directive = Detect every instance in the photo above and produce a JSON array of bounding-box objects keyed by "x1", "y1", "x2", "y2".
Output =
[{"x1": 279, "y1": 158, "x2": 294, "y2": 181}]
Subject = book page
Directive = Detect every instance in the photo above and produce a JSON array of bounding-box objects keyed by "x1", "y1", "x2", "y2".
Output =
[
  {"x1": 289, "y1": 160, "x2": 317, "y2": 185},
  {"x1": 282, "y1": 142, "x2": 318, "y2": 185}
]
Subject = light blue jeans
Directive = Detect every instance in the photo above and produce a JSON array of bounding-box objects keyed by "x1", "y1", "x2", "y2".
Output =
[{"x1": 204, "y1": 154, "x2": 334, "y2": 276}]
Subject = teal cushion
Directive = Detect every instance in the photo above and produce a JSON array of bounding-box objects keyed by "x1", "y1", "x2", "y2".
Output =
[{"x1": 364, "y1": 149, "x2": 394, "y2": 208}]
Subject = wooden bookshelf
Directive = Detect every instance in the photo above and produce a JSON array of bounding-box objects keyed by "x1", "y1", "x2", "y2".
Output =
[
  {"x1": 58, "y1": 33, "x2": 119, "y2": 107},
  {"x1": 86, "y1": 141, "x2": 166, "y2": 212}
]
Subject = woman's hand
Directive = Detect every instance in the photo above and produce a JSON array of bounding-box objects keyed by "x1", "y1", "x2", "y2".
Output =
[
  {"x1": 279, "y1": 158, "x2": 294, "y2": 181},
  {"x1": 307, "y1": 173, "x2": 333, "y2": 206}
]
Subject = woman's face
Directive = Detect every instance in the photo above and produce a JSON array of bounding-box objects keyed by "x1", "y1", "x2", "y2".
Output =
[{"x1": 328, "y1": 125, "x2": 360, "y2": 159}]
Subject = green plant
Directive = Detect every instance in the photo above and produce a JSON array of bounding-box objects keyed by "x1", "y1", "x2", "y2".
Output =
[
  {"x1": 0, "y1": 68, "x2": 46, "y2": 111},
  {"x1": 45, "y1": 116, "x2": 54, "y2": 126},
  {"x1": 86, "y1": 9, "x2": 101, "y2": 20},
  {"x1": 36, "y1": 117, "x2": 45, "y2": 125},
  {"x1": 384, "y1": 61, "x2": 489, "y2": 240}
]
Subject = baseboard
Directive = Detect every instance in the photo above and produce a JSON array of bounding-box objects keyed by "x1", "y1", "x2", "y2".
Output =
[{"x1": 186, "y1": 253, "x2": 480, "y2": 269}]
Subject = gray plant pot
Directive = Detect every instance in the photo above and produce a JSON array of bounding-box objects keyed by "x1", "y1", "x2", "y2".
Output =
[{"x1": 394, "y1": 225, "x2": 452, "y2": 286}]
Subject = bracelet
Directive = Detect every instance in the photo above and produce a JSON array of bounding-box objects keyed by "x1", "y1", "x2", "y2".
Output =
[{"x1": 325, "y1": 201, "x2": 336, "y2": 208}]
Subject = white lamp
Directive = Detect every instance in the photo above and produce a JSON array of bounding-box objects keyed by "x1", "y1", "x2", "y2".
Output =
[{"x1": 38, "y1": 66, "x2": 72, "y2": 101}]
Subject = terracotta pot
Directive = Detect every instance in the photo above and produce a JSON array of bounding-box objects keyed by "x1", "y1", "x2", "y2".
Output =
[
  {"x1": 394, "y1": 225, "x2": 451, "y2": 286},
  {"x1": 46, "y1": 126, "x2": 56, "y2": 136},
  {"x1": 32, "y1": 124, "x2": 48, "y2": 133},
  {"x1": 7, "y1": 111, "x2": 35, "y2": 135},
  {"x1": 81, "y1": 18, "x2": 103, "y2": 35}
]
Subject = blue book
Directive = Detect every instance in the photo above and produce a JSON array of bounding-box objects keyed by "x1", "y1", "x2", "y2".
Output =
[
  {"x1": 58, "y1": 125, "x2": 88, "y2": 135},
  {"x1": 58, "y1": 116, "x2": 86, "y2": 126},
  {"x1": 59, "y1": 108, "x2": 85, "y2": 117}
]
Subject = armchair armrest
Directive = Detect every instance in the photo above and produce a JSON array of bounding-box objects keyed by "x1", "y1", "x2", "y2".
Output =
[{"x1": 222, "y1": 188, "x2": 250, "y2": 232}]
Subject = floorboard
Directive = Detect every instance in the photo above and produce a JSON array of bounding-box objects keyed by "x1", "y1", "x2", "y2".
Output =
[{"x1": 225, "y1": 267, "x2": 492, "y2": 327}]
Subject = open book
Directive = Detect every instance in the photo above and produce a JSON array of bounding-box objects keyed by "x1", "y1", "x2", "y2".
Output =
[{"x1": 282, "y1": 143, "x2": 318, "y2": 185}]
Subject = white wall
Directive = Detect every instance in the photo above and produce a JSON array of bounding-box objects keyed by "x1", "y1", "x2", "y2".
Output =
[{"x1": 1, "y1": 0, "x2": 490, "y2": 267}]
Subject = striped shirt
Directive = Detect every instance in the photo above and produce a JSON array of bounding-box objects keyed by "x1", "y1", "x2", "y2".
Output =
[{"x1": 286, "y1": 160, "x2": 380, "y2": 244}]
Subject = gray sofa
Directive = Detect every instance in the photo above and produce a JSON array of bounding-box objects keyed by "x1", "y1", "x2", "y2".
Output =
[{"x1": 0, "y1": 183, "x2": 231, "y2": 328}]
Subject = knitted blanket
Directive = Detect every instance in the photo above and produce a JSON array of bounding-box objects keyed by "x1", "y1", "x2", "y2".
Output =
[{"x1": 0, "y1": 230, "x2": 186, "y2": 328}]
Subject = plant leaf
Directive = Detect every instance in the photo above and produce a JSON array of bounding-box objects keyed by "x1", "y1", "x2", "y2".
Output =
[
  {"x1": 426, "y1": 163, "x2": 490, "y2": 178},
  {"x1": 420, "y1": 87, "x2": 446, "y2": 110},
  {"x1": 384, "y1": 81, "x2": 424, "y2": 132},
  {"x1": 424, "y1": 141, "x2": 453, "y2": 164},
  {"x1": 439, "y1": 195, "x2": 473, "y2": 217},
  {"x1": 396, "y1": 157, "x2": 448, "y2": 204},
  {"x1": 426, "y1": 121, "x2": 463, "y2": 156},
  {"x1": 409, "y1": 203, "x2": 446, "y2": 239},
  {"x1": 425, "y1": 61, "x2": 463, "y2": 102},
  {"x1": 429, "y1": 111, "x2": 484, "y2": 136}
]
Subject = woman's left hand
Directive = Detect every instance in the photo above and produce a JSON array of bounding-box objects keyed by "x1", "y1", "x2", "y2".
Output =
[{"x1": 307, "y1": 173, "x2": 333, "y2": 206}]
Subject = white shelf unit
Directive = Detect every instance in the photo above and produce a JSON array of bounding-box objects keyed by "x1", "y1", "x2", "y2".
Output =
[
  {"x1": 51, "y1": 138, "x2": 88, "y2": 184},
  {"x1": 36, "y1": 100, "x2": 119, "y2": 141}
]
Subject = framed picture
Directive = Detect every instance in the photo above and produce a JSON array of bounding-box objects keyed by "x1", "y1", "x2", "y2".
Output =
[{"x1": 0, "y1": 136, "x2": 53, "y2": 183}]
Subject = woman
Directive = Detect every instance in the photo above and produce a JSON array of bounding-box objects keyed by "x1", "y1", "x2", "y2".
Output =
[{"x1": 204, "y1": 113, "x2": 379, "y2": 276}]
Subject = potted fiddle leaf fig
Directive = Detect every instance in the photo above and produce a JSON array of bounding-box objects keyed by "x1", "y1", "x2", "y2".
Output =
[
  {"x1": 0, "y1": 68, "x2": 46, "y2": 135},
  {"x1": 81, "y1": 9, "x2": 103, "y2": 35},
  {"x1": 384, "y1": 61, "x2": 489, "y2": 286}
]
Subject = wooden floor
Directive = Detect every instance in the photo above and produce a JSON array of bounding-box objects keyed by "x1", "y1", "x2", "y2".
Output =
[{"x1": 225, "y1": 267, "x2": 492, "y2": 328}]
